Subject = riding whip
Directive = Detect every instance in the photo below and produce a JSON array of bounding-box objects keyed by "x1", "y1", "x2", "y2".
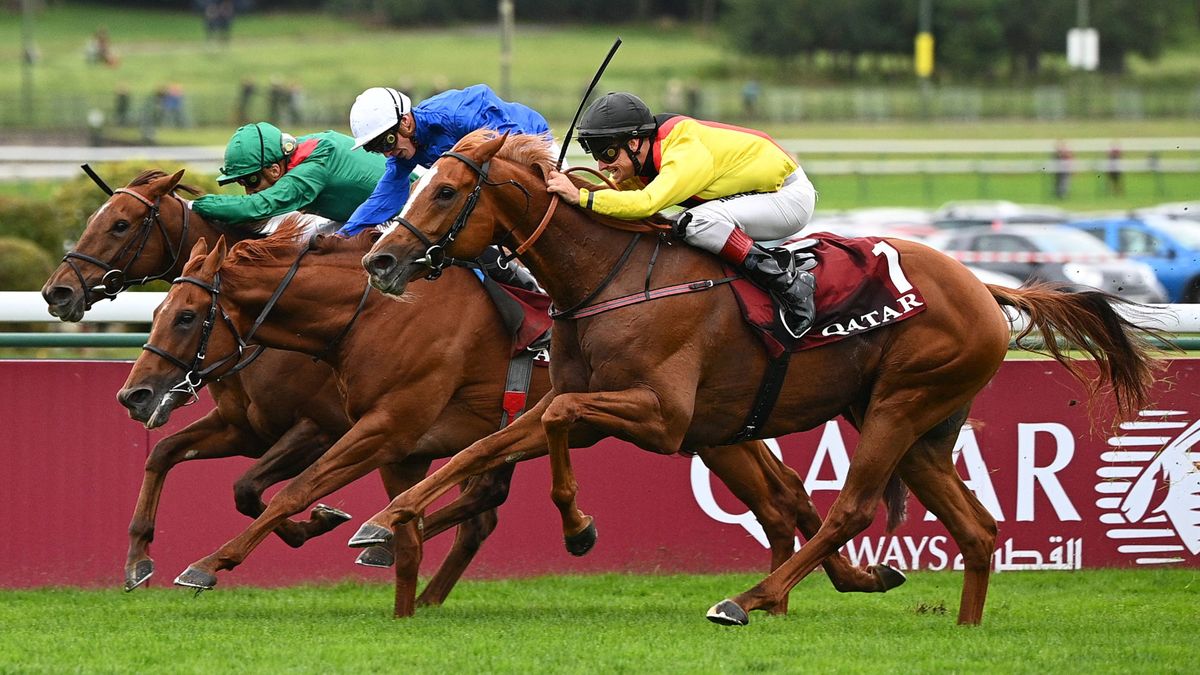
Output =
[
  {"x1": 557, "y1": 37, "x2": 622, "y2": 170},
  {"x1": 81, "y1": 163, "x2": 114, "y2": 196}
]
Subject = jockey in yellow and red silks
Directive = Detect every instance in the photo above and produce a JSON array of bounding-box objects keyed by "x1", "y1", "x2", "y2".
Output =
[{"x1": 546, "y1": 92, "x2": 818, "y2": 338}]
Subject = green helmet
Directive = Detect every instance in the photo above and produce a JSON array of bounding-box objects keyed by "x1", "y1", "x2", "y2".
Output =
[{"x1": 217, "y1": 122, "x2": 297, "y2": 185}]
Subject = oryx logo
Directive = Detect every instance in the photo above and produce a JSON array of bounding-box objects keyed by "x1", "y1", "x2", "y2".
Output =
[{"x1": 1097, "y1": 411, "x2": 1200, "y2": 565}]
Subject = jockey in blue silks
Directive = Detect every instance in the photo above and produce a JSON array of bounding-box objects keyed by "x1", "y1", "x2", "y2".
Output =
[{"x1": 339, "y1": 84, "x2": 554, "y2": 236}]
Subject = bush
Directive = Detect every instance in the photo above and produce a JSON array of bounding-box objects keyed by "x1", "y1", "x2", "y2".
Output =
[
  {"x1": 0, "y1": 237, "x2": 57, "y2": 291},
  {"x1": 0, "y1": 198, "x2": 66, "y2": 259}
]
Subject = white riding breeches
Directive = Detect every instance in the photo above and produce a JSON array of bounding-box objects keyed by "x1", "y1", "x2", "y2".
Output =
[{"x1": 678, "y1": 168, "x2": 816, "y2": 254}]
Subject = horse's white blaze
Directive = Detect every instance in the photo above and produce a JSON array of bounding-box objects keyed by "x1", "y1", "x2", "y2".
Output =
[{"x1": 399, "y1": 164, "x2": 438, "y2": 219}]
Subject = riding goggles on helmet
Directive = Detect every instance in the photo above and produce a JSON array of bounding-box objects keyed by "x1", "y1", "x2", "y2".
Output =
[
  {"x1": 364, "y1": 128, "x2": 398, "y2": 154},
  {"x1": 578, "y1": 136, "x2": 625, "y2": 163},
  {"x1": 235, "y1": 172, "x2": 263, "y2": 189}
]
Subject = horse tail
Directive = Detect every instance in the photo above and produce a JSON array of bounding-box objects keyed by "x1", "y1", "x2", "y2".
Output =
[
  {"x1": 883, "y1": 472, "x2": 908, "y2": 533},
  {"x1": 986, "y1": 283, "x2": 1163, "y2": 419}
]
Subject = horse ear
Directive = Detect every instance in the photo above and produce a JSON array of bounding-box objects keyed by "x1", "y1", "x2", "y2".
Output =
[
  {"x1": 149, "y1": 169, "x2": 185, "y2": 197},
  {"x1": 477, "y1": 131, "x2": 508, "y2": 162},
  {"x1": 188, "y1": 238, "x2": 208, "y2": 260},
  {"x1": 200, "y1": 236, "x2": 228, "y2": 276}
]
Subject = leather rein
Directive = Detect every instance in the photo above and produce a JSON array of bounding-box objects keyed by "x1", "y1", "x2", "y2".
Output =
[
  {"x1": 63, "y1": 187, "x2": 192, "y2": 310},
  {"x1": 393, "y1": 150, "x2": 731, "y2": 321},
  {"x1": 141, "y1": 235, "x2": 371, "y2": 404}
]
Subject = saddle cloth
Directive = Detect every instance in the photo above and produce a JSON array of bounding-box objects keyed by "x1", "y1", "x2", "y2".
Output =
[
  {"x1": 728, "y1": 232, "x2": 927, "y2": 358},
  {"x1": 479, "y1": 277, "x2": 553, "y2": 358}
]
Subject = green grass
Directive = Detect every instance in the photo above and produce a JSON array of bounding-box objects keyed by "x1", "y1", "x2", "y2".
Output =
[{"x1": 1, "y1": 570, "x2": 1196, "y2": 672}]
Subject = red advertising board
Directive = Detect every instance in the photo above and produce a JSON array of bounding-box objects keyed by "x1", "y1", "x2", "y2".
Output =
[{"x1": 0, "y1": 358, "x2": 1196, "y2": 589}]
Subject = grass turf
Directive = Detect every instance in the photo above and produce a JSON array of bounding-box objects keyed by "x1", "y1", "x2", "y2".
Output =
[{"x1": 1, "y1": 570, "x2": 1195, "y2": 673}]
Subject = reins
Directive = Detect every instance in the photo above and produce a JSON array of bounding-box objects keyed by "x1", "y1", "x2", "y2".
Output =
[{"x1": 141, "y1": 235, "x2": 369, "y2": 403}]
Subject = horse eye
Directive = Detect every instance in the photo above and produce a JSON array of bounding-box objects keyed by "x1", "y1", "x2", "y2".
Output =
[
  {"x1": 176, "y1": 311, "x2": 196, "y2": 327},
  {"x1": 436, "y1": 186, "x2": 456, "y2": 201},
  {"x1": 113, "y1": 220, "x2": 131, "y2": 233}
]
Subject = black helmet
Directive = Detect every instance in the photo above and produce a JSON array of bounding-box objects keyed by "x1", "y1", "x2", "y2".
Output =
[{"x1": 578, "y1": 92, "x2": 656, "y2": 141}]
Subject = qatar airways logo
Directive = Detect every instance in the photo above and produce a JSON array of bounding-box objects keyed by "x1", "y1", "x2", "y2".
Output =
[
  {"x1": 1097, "y1": 412, "x2": 1200, "y2": 565},
  {"x1": 690, "y1": 416, "x2": 1200, "y2": 570}
]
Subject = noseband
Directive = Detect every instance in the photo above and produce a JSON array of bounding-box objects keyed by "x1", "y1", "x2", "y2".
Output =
[{"x1": 63, "y1": 187, "x2": 191, "y2": 308}]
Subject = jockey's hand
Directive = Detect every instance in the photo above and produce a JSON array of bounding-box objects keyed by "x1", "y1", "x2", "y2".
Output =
[{"x1": 545, "y1": 171, "x2": 580, "y2": 206}]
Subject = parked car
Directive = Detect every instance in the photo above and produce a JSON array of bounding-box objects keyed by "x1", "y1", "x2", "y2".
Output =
[
  {"x1": 1066, "y1": 216, "x2": 1200, "y2": 302},
  {"x1": 925, "y1": 224, "x2": 1168, "y2": 303},
  {"x1": 1132, "y1": 202, "x2": 1200, "y2": 224},
  {"x1": 932, "y1": 200, "x2": 1069, "y2": 229}
]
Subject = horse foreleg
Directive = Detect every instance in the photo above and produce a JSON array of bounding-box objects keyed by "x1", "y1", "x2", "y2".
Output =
[
  {"x1": 229, "y1": 417, "x2": 346, "y2": 548},
  {"x1": 174, "y1": 417, "x2": 398, "y2": 591},
  {"x1": 376, "y1": 460, "x2": 430, "y2": 618},
  {"x1": 349, "y1": 394, "x2": 555, "y2": 548},
  {"x1": 125, "y1": 411, "x2": 255, "y2": 591},
  {"x1": 541, "y1": 387, "x2": 686, "y2": 556}
]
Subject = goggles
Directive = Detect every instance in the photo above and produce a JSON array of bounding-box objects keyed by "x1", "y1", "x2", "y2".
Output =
[
  {"x1": 365, "y1": 129, "x2": 398, "y2": 154},
  {"x1": 579, "y1": 136, "x2": 626, "y2": 163},
  {"x1": 234, "y1": 172, "x2": 263, "y2": 189}
]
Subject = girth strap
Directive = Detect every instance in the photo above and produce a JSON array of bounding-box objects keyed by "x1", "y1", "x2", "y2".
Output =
[
  {"x1": 728, "y1": 351, "x2": 792, "y2": 444},
  {"x1": 499, "y1": 349, "x2": 538, "y2": 427}
]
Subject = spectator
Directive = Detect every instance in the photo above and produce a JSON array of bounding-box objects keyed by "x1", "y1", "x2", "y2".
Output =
[
  {"x1": 234, "y1": 77, "x2": 256, "y2": 125},
  {"x1": 113, "y1": 84, "x2": 131, "y2": 127},
  {"x1": 741, "y1": 80, "x2": 761, "y2": 119},
  {"x1": 204, "y1": 0, "x2": 234, "y2": 43},
  {"x1": 85, "y1": 27, "x2": 119, "y2": 67},
  {"x1": 1052, "y1": 140, "x2": 1072, "y2": 200},
  {"x1": 159, "y1": 83, "x2": 188, "y2": 127},
  {"x1": 1107, "y1": 142, "x2": 1123, "y2": 196}
]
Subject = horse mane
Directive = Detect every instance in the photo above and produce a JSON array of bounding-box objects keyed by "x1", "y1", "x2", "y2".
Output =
[
  {"x1": 451, "y1": 130, "x2": 673, "y2": 231},
  {"x1": 225, "y1": 214, "x2": 373, "y2": 268},
  {"x1": 127, "y1": 170, "x2": 203, "y2": 197}
]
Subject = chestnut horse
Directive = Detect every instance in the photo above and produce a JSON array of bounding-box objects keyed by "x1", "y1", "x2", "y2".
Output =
[
  {"x1": 357, "y1": 131, "x2": 1160, "y2": 625},
  {"x1": 117, "y1": 222, "x2": 905, "y2": 616},
  {"x1": 40, "y1": 170, "x2": 516, "y2": 605}
]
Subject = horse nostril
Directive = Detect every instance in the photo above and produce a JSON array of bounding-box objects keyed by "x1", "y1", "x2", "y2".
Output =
[
  {"x1": 366, "y1": 252, "x2": 397, "y2": 277},
  {"x1": 117, "y1": 387, "x2": 152, "y2": 410},
  {"x1": 44, "y1": 285, "x2": 76, "y2": 306}
]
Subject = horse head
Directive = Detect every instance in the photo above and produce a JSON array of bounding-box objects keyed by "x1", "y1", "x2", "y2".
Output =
[
  {"x1": 363, "y1": 131, "x2": 532, "y2": 297},
  {"x1": 117, "y1": 236, "x2": 242, "y2": 428},
  {"x1": 42, "y1": 168, "x2": 196, "y2": 321}
]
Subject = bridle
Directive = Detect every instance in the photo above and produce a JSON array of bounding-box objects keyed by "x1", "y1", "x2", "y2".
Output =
[
  {"x1": 62, "y1": 187, "x2": 191, "y2": 309},
  {"x1": 387, "y1": 150, "x2": 534, "y2": 279},
  {"x1": 140, "y1": 236, "x2": 371, "y2": 404}
]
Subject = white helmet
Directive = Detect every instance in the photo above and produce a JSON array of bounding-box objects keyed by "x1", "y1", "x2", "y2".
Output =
[{"x1": 349, "y1": 87, "x2": 412, "y2": 150}]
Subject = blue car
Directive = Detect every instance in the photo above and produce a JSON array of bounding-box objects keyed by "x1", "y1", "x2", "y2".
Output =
[{"x1": 1067, "y1": 216, "x2": 1200, "y2": 302}]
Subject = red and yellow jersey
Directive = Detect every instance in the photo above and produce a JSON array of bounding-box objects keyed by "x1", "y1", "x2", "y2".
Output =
[{"x1": 580, "y1": 115, "x2": 798, "y2": 220}]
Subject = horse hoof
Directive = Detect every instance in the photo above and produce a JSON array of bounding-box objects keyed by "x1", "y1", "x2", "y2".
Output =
[
  {"x1": 355, "y1": 545, "x2": 395, "y2": 568},
  {"x1": 873, "y1": 563, "x2": 908, "y2": 592},
  {"x1": 124, "y1": 559, "x2": 155, "y2": 592},
  {"x1": 564, "y1": 520, "x2": 597, "y2": 557},
  {"x1": 348, "y1": 522, "x2": 392, "y2": 548},
  {"x1": 313, "y1": 503, "x2": 352, "y2": 525},
  {"x1": 173, "y1": 566, "x2": 217, "y2": 592},
  {"x1": 706, "y1": 600, "x2": 750, "y2": 626}
]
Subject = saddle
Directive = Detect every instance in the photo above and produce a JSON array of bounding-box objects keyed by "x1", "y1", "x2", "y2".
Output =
[{"x1": 728, "y1": 233, "x2": 928, "y2": 358}]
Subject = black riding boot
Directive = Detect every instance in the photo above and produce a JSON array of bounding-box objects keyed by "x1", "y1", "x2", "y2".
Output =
[
  {"x1": 740, "y1": 243, "x2": 817, "y2": 338},
  {"x1": 479, "y1": 246, "x2": 542, "y2": 293}
]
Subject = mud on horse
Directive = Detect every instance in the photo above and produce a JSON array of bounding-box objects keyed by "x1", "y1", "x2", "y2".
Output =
[
  {"x1": 358, "y1": 131, "x2": 1161, "y2": 625},
  {"x1": 116, "y1": 220, "x2": 904, "y2": 617}
]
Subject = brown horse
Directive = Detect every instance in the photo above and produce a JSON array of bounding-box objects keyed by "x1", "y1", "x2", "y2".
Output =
[
  {"x1": 40, "y1": 170, "x2": 506, "y2": 604},
  {"x1": 117, "y1": 222, "x2": 904, "y2": 615},
  {"x1": 357, "y1": 131, "x2": 1161, "y2": 625}
]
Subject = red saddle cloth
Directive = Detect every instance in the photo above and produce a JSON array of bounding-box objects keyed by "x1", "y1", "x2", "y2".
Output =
[
  {"x1": 486, "y1": 281, "x2": 553, "y2": 357},
  {"x1": 729, "y1": 232, "x2": 928, "y2": 358}
]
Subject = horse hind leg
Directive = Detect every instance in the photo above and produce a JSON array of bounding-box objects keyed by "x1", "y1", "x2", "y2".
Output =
[{"x1": 896, "y1": 406, "x2": 997, "y2": 625}]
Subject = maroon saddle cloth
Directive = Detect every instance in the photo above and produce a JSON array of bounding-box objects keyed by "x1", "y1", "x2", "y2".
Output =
[
  {"x1": 728, "y1": 232, "x2": 928, "y2": 358},
  {"x1": 478, "y1": 277, "x2": 554, "y2": 358}
]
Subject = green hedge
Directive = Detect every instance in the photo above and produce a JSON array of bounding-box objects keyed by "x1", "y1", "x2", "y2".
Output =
[{"x1": 0, "y1": 237, "x2": 56, "y2": 291}]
